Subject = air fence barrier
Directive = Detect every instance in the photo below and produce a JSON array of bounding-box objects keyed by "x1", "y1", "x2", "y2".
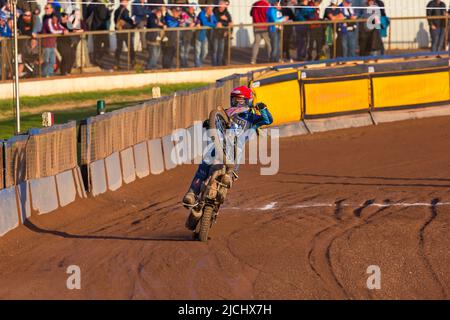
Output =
[
  {"x1": 0, "y1": 122, "x2": 86, "y2": 236},
  {"x1": 3, "y1": 53, "x2": 450, "y2": 237}
]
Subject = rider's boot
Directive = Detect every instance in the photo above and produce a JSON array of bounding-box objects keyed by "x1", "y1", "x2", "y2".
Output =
[{"x1": 182, "y1": 188, "x2": 197, "y2": 207}]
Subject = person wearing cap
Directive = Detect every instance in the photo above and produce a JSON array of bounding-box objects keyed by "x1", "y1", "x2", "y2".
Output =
[
  {"x1": 250, "y1": 0, "x2": 271, "y2": 64},
  {"x1": 338, "y1": 0, "x2": 358, "y2": 57},
  {"x1": 426, "y1": 0, "x2": 446, "y2": 52},
  {"x1": 196, "y1": 4, "x2": 218, "y2": 67},
  {"x1": 162, "y1": 6, "x2": 182, "y2": 69},
  {"x1": 267, "y1": 0, "x2": 288, "y2": 63}
]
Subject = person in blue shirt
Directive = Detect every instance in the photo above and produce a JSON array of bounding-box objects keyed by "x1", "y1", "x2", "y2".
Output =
[
  {"x1": 338, "y1": 0, "x2": 358, "y2": 57},
  {"x1": 295, "y1": 0, "x2": 314, "y2": 61},
  {"x1": 162, "y1": 6, "x2": 182, "y2": 69},
  {"x1": 196, "y1": 5, "x2": 218, "y2": 67},
  {"x1": 0, "y1": 14, "x2": 11, "y2": 38},
  {"x1": 266, "y1": 0, "x2": 288, "y2": 62}
]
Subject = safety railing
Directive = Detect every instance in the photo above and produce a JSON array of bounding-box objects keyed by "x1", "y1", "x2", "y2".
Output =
[{"x1": 0, "y1": 15, "x2": 446, "y2": 82}]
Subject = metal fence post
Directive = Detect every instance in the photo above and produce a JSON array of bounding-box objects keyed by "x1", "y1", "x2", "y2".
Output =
[
  {"x1": 176, "y1": 29, "x2": 180, "y2": 69},
  {"x1": 80, "y1": 33, "x2": 84, "y2": 74},
  {"x1": 127, "y1": 31, "x2": 131, "y2": 71},
  {"x1": 445, "y1": 14, "x2": 449, "y2": 50},
  {"x1": 333, "y1": 22, "x2": 337, "y2": 59},
  {"x1": 38, "y1": 37, "x2": 42, "y2": 78},
  {"x1": 227, "y1": 25, "x2": 231, "y2": 65},
  {"x1": 280, "y1": 24, "x2": 284, "y2": 62}
]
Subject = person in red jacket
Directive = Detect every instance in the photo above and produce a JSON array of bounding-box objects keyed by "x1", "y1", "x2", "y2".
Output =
[
  {"x1": 250, "y1": 0, "x2": 271, "y2": 64},
  {"x1": 307, "y1": 0, "x2": 325, "y2": 61}
]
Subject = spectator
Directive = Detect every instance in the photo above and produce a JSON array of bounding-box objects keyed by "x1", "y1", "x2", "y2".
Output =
[
  {"x1": 17, "y1": 0, "x2": 40, "y2": 15},
  {"x1": 0, "y1": 11, "x2": 11, "y2": 37},
  {"x1": 426, "y1": 0, "x2": 446, "y2": 52},
  {"x1": 358, "y1": 0, "x2": 383, "y2": 56},
  {"x1": 86, "y1": 0, "x2": 112, "y2": 68},
  {"x1": 1, "y1": 1, "x2": 12, "y2": 20},
  {"x1": 196, "y1": 5, "x2": 217, "y2": 67},
  {"x1": 281, "y1": 0, "x2": 297, "y2": 62},
  {"x1": 295, "y1": 0, "x2": 314, "y2": 61},
  {"x1": 133, "y1": 0, "x2": 152, "y2": 51},
  {"x1": 338, "y1": 0, "x2": 358, "y2": 57},
  {"x1": 58, "y1": 12, "x2": 82, "y2": 75},
  {"x1": 146, "y1": 6, "x2": 165, "y2": 69},
  {"x1": 162, "y1": 6, "x2": 181, "y2": 69},
  {"x1": 180, "y1": 3, "x2": 198, "y2": 67},
  {"x1": 324, "y1": 0, "x2": 344, "y2": 58},
  {"x1": 213, "y1": 0, "x2": 232, "y2": 66},
  {"x1": 307, "y1": 0, "x2": 325, "y2": 60},
  {"x1": 267, "y1": 0, "x2": 287, "y2": 63},
  {"x1": 17, "y1": 9, "x2": 34, "y2": 73},
  {"x1": 250, "y1": 0, "x2": 271, "y2": 64},
  {"x1": 41, "y1": 5, "x2": 67, "y2": 77},
  {"x1": 114, "y1": 0, "x2": 136, "y2": 69},
  {"x1": 32, "y1": 6, "x2": 42, "y2": 34},
  {"x1": 47, "y1": 0, "x2": 62, "y2": 17},
  {"x1": 71, "y1": 7, "x2": 93, "y2": 69},
  {"x1": 20, "y1": 37, "x2": 41, "y2": 78}
]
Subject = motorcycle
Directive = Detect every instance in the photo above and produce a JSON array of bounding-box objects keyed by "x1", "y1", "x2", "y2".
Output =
[{"x1": 185, "y1": 107, "x2": 237, "y2": 242}]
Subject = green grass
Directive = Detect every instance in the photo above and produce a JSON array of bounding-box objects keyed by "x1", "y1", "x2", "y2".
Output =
[{"x1": 0, "y1": 82, "x2": 208, "y2": 139}]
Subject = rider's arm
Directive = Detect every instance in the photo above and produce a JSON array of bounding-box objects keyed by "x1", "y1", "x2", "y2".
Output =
[{"x1": 246, "y1": 105, "x2": 273, "y2": 129}]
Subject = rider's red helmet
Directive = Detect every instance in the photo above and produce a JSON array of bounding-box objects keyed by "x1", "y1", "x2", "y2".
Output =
[{"x1": 230, "y1": 86, "x2": 253, "y2": 108}]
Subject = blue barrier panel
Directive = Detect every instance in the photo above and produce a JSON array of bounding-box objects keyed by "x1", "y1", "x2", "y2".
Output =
[
  {"x1": 29, "y1": 176, "x2": 59, "y2": 215},
  {"x1": 0, "y1": 186, "x2": 19, "y2": 236}
]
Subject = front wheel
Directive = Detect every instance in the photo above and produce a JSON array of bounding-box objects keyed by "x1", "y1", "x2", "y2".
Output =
[{"x1": 198, "y1": 205, "x2": 214, "y2": 242}]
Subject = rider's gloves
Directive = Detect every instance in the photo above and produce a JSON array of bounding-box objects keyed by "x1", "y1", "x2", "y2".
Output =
[
  {"x1": 202, "y1": 119, "x2": 209, "y2": 129},
  {"x1": 255, "y1": 102, "x2": 267, "y2": 111}
]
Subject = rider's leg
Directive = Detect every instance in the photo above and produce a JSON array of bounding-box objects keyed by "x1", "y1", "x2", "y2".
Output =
[{"x1": 182, "y1": 161, "x2": 211, "y2": 206}]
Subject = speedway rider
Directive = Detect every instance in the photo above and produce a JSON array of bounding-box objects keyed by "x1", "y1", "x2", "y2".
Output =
[{"x1": 182, "y1": 86, "x2": 273, "y2": 230}]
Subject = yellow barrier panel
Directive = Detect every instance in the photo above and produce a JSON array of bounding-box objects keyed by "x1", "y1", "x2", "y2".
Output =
[
  {"x1": 252, "y1": 71, "x2": 301, "y2": 125},
  {"x1": 303, "y1": 78, "x2": 371, "y2": 117},
  {"x1": 372, "y1": 71, "x2": 450, "y2": 109}
]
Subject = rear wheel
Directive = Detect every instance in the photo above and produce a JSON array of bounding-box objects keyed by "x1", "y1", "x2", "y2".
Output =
[{"x1": 198, "y1": 205, "x2": 214, "y2": 242}]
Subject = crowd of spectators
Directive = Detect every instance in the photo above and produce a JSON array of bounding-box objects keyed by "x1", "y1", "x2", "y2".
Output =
[
  {"x1": 0, "y1": 0, "x2": 448, "y2": 79},
  {"x1": 250, "y1": 0, "x2": 390, "y2": 64}
]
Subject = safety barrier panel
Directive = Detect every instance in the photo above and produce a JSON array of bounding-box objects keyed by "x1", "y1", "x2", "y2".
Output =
[
  {"x1": 0, "y1": 122, "x2": 85, "y2": 236},
  {"x1": 251, "y1": 70, "x2": 301, "y2": 126},
  {"x1": 369, "y1": 59, "x2": 450, "y2": 111}
]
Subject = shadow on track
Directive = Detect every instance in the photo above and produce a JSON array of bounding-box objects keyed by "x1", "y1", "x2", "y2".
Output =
[{"x1": 24, "y1": 220, "x2": 194, "y2": 242}]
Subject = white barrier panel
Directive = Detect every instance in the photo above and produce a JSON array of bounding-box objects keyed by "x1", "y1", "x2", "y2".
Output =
[
  {"x1": 147, "y1": 138, "x2": 164, "y2": 175},
  {"x1": 74, "y1": 167, "x2": 87, "y2": 199},
  {"x1": 120, "y1": 147, "x2": 136, "y2": 184},
  {"x1": 90, "y1": 159, "x2": 107, "y2": 197},
  {"x1": 17, "y1": 181, "x2": 31, "y2": 223},
  {"x1": 105, "y1": 152, "x2": 122, "y2": 191},
  {"x1": 56, "y1": 169, "x2": 77, "y2": 207},
  {"x1": 188, "y1": 123, "x2": 204, "y2": 164},
  {"x1": 134, "y1": 142, "x2": 150, "y2": 178},
  {"x1": 162, "y1": 135, "x2": 179, "y2": 170},
  {"x1": 305, "y1": 113, "x2": 373, "y2": 133},
  {"x1": 29, "y1": 176, "x2": 59, "y2": 215},
  {"x1": 172, "y1": 128, "x2": 191, "y2": 165},
  {"x1": 0, "y1": 187, "x2": 19, "y2": 236}
]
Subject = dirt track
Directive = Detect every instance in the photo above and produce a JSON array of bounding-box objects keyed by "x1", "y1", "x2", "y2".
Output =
[{"x1": 0, "y1": 116, "x2": 449, "y2": 299}]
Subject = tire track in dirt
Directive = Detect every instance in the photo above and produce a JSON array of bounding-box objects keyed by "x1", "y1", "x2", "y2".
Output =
[{"x1": 418, "y1": 198, "x2": 448, "y2": 298}]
